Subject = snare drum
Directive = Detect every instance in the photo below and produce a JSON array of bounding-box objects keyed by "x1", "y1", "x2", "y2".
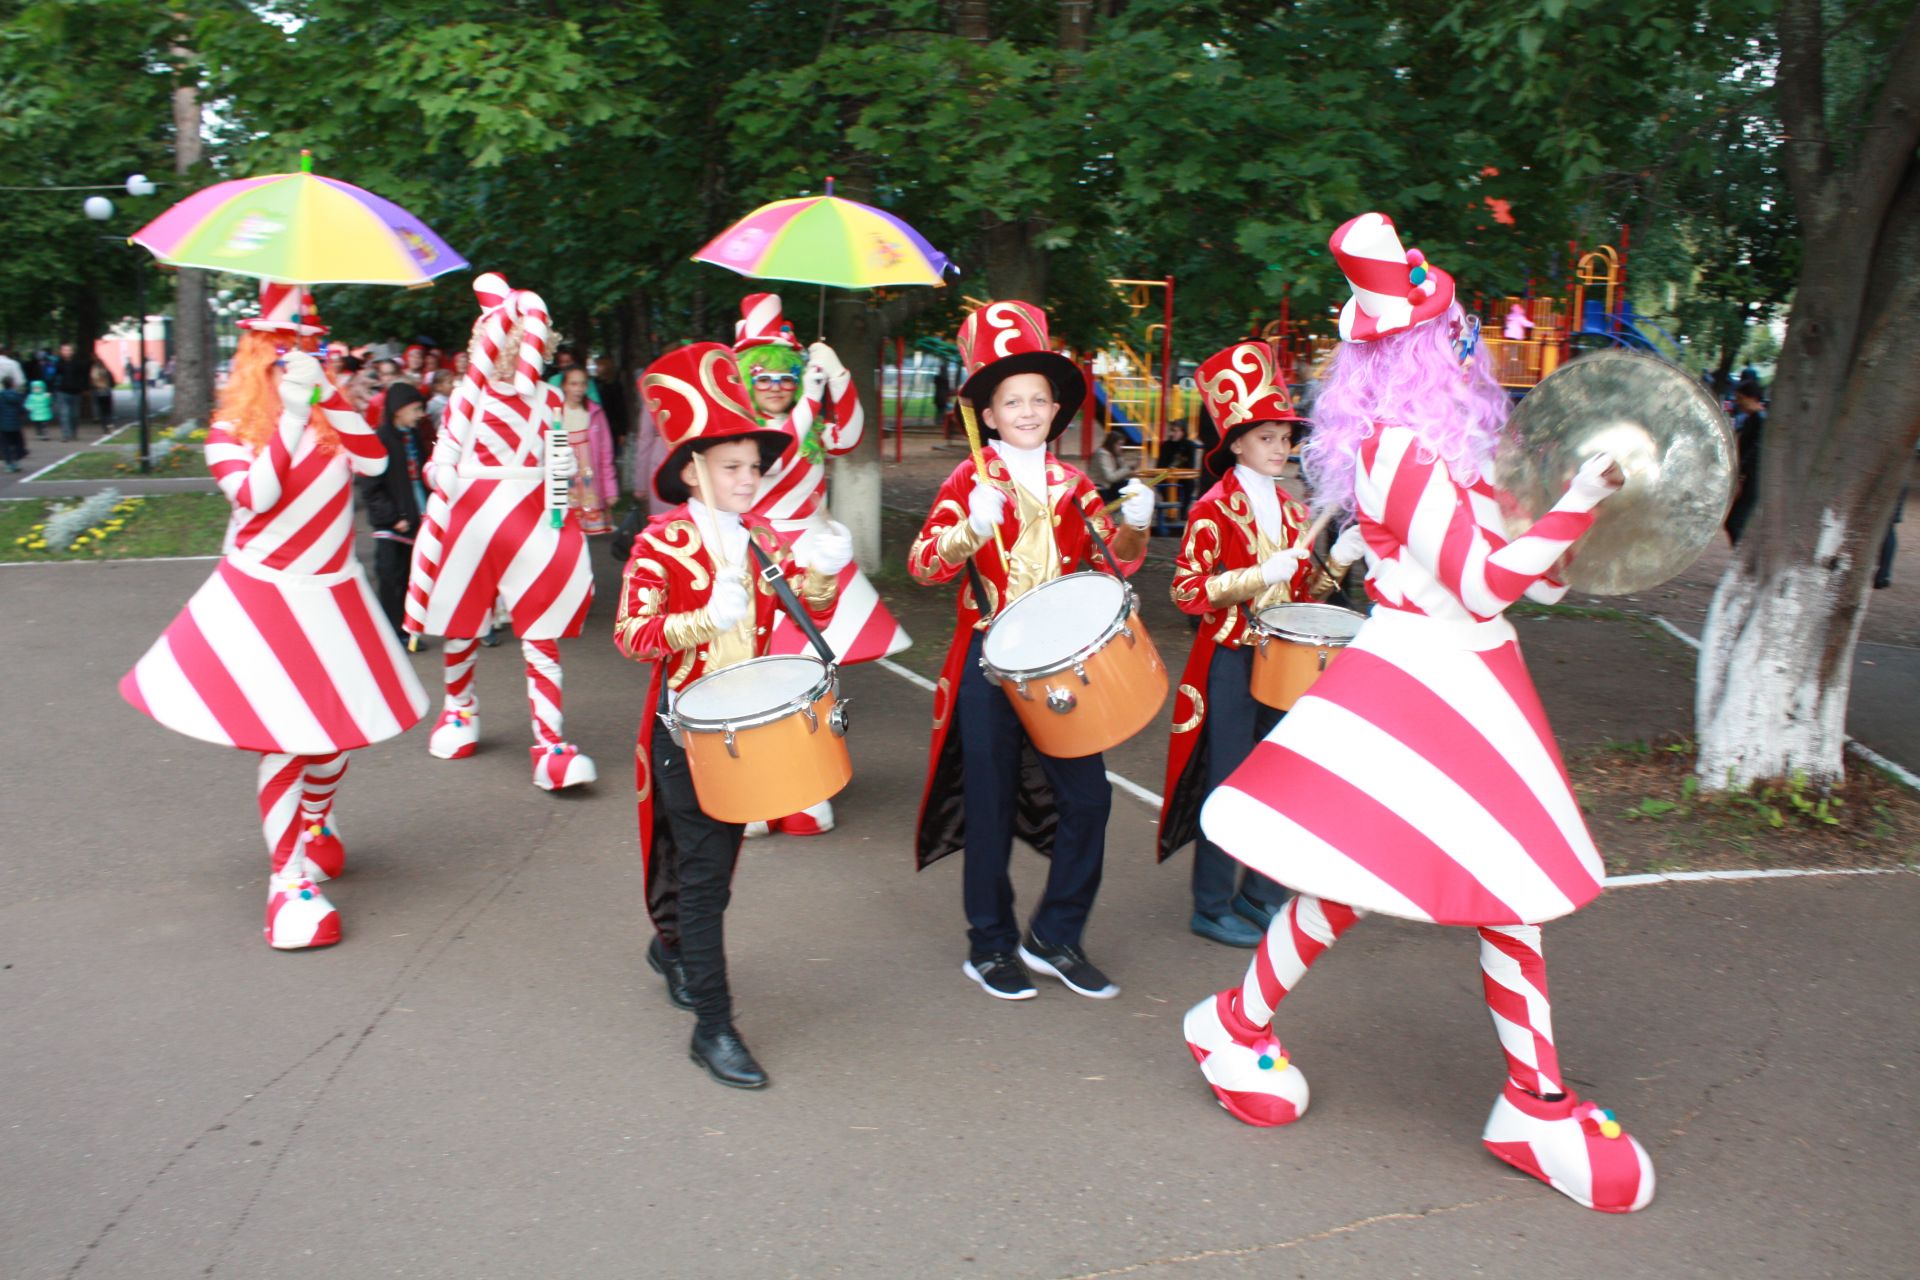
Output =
[
  {"x1": 663, "y1": 655, "x2": 851, "y2": 823},
  {"x1": 979, "y1": 572, "x2": 1168, "y2": 759},
  {"x1": 1248, "y1": 602, "x2": 1366, "y2": 710}
]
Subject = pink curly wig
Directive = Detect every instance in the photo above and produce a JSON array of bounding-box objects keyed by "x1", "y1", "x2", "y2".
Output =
[{"x1": 1302, "y1": 302, "x2": 1511, "y2": 517}]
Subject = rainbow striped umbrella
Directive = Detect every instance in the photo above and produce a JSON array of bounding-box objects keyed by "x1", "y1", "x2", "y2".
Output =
[
  {"x1": 130, "y1": 154, "x2": 467, "y2": 285},
  {"x1": 693, "y1": 181, "x2": 950, "y2": 289}
]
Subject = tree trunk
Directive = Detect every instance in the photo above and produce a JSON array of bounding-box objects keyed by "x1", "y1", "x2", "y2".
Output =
[
  {"x1": 1695, "y1": 4, "x2": 1920, "y2": 790},
  {"x1": 170, "y1": 37, "x2": 212, "y2": 428},
  {"x1": 982, "y1": 218, "x2": 1047, "y2": 303},
  {"x1": 825, "y1": 290, "x2": 883, "y2": 571}
]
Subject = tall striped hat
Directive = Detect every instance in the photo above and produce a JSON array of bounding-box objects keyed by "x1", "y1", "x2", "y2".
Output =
[
  {"x1": 470, "y1": 272, "x2": 551, "y2": 398},
  {"x1": 732, "y1": 293, "x2": 802, "y2": 353},
  {"x1": 238, "y1": 280, "x2": 327, "y2": 336},
  {"x1": 1330, "y1": 212, "x2": 1455, "y2": 342}
]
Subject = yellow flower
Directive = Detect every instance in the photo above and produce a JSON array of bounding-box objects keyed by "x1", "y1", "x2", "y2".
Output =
[{"x1": 13, "y1": 537, "x2": 26, "y2": 545}]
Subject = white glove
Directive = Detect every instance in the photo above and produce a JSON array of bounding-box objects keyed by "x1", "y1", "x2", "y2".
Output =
[
  {"x1": 708, "y1": 575, "x2": 751, "y2": 630},
  {"x1": 1567, "y1": 452, "x2": 1625, "y2": 509},
  {"x1": 550, "y1": 436, "x2": 580, "y2": 479},
  {"x1": 1330, "y1": 523, "x2": 1367, "y2": 566},
  {"x1": 807, "y1": 341, "x2": 847, "y2": 381},
  {"x1": 968, "y1": 482, "x2": 1008, "y2": 536},
  {"x1": 808, "y1": 520, "x2": 854, "y2": 576},
  {"x1": 1118, "y1": 477, "x2": 1155, "y2": 529},
  {"x1": 1261, "y1": 547, "x2": 1308, "y2": 586},
  {"x1": 277, "y1": 351, "x2": 321, "y2": 417}
]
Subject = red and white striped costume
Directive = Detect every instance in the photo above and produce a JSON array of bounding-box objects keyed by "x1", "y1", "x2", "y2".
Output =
[
  {"x1": 120, "y1": 344, "x2": 428, "y2": 949},
  {"x1": 1201, "y1": 424, "x2": 1607, "y2": 924},
  {"x1": 404, "y1": 273, "x2": 595, "y2": 789},
  {"x1": 733, "y1": 294, "x2": 908, "y2": 665}
]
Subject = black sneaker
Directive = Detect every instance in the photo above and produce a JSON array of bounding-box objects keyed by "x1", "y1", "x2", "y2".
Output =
[
  {"x1": 963, "y1": 950, "x2": 1037, "y2": 1000},
  {"x1": 1019, "y1": 932, "x2": 1119, "y2": 999}
]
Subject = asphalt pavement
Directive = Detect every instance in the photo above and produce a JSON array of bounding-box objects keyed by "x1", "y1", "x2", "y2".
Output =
[{"x1": 2, "y1": 548, "x2": 1915, "y2": 1279}]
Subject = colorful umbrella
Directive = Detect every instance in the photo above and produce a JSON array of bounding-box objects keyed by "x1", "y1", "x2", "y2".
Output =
[
  {"x1": 693, "y1": 180, "x2": 950, "y2": 290},
  {"x1": 130, "y1": 153, "x2": 467, "y2": 285}
]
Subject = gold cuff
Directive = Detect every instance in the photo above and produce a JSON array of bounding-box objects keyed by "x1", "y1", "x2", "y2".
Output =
[
  {"x1": 935, "y1": 518, "x2": 991, "y2": 566},
  {"x1": 1205, "y1": 564, "x2": 1268, "y2": 608},
  {"x1": 1306, "y1": 557, "x2": 1354, "y2": 600},
  {"x1": 799, "y1": 567, "x2": 837, "y2": 609},
  {"x1": 662, "y1": 608, "x2": 723, "y2": 651}
]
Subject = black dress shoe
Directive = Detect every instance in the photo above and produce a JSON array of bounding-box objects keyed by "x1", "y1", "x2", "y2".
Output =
[
  {"x1": 690, "y1": 1024, "x2": 768, "y2": 1089},
  {"x1": 646, "y1": 937, "x2": 694, "y2": 1011}
]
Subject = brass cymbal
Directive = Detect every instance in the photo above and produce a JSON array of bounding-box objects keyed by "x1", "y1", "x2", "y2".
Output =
[{"x1": 1494, "y1": 350, "x2": 1735, "y2": 596}]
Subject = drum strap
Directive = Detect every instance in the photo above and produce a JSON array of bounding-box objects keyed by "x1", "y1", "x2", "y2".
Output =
[
  {"x1": 1072, "y1": 501, "x2": 1127, "y2": 578},
  {"x1": 964, "y1": 558, "x2": 996, "y2": 624},
  {"x1": 748, "y1": 538, "x2": 838, "y2": 667}
]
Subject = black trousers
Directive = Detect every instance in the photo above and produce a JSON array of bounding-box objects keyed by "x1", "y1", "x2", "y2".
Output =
[
  {"x1": 372, "y1": 537, "x2": 411, "y2": 638},
  {"x1": 1193, "y1": 645, "x2": 1288, "y2": 917},
  {"x1": 955, "y1": 632, "x2": 1111, "y2": 957},
  {"x1": 649, "y1": 718, "x2": 745, "y2": 1031}
]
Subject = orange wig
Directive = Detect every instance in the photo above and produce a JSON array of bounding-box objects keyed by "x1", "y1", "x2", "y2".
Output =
[{"x1": 218, "y1": 330, "x2": 341, "y2": 454}]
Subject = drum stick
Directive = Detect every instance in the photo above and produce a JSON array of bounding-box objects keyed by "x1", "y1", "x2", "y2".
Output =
[
  {"x1": 1097, "y1": 469, "x2": 1176, "y2": 517},
  {"x1": 1294, "y1": 508, "x2": 1334, "y2": 553},
  {"x1": 958, "y1": 399, "x2": 1010, "y2": 564}
]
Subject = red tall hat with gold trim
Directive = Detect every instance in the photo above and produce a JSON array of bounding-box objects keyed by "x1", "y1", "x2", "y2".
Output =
[
  {"x1": 1195, "y1": 341, "x2": 1302, "y2": 478},
  {"x1": 956, "y1": 300, "x2": 1085, "y2": 441},
  {"x1": 641, "y1": 342, "x2": 792, "y2": 503}
]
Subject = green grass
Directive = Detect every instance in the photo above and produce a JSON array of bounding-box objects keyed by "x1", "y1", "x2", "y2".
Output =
[
  {"x1": 1, "y1": 493, "x2": 231, "y2": 562},
  {"x1": 1508, "y1": 599, "x2": 1633, "y2": 622},
  {"x1": 29, "y1": 444, "x2": 210, "y2": 481}
]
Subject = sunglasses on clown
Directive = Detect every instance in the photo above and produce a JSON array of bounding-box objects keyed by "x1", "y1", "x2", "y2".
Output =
[{"x1": 752, "y1": 373, "x2": 799, "y2": 388}]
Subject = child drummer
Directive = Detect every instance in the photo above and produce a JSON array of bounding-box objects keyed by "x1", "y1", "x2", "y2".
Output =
[
  {"x1": 908, "y1": 301, "x2": 1156, "y2": 1001},
  {"x1": 1157, "y1": 341, "x2": 1351, "y2": 947},
  {"x1": 614, "y1": 342, "x2": 851, "y2": 1088}
]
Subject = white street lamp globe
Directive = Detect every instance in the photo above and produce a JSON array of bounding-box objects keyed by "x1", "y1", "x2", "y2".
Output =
[
  {"x1": 126, "y1": 174, "x2": 156, "y2": 197},
  {"x1": 84, "y1": 195, "x2": 114, "y2": 221}
]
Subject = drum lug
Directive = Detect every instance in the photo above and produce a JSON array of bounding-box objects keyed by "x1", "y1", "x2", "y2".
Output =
[
  {"x1": 723, "y1": 726, "x2": 739, "y2": 759},
  {"x1": 1120, "y1": 623, "x2": 1137, "y2": 648},
  {"x1": 1046, "y1": 686, "x2": 1077, "y2": 715},
  {"x1": 1073, "y1": 661, "x2": 1090, "y2": 685},
  {"x1": 1318, "y1": 647, "x2": 1331, "y2": 671},
  {"x1": 802, "y1": 703, "x2": 819, "y2": 734},
  {"x1": 1014, "y1": 679, "x2": 1033, "y2": 701},
  {"x1": 830, "y1": 700, "x2": 852, "y2": 738},
  {"x1": 658, "y1": 710, "x2": 684, "y2": 749}
]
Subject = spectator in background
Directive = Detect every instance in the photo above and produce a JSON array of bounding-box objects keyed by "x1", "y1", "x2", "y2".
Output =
[
  {"x1": 401, "y1": 344, "x2": 426, "y2": 385},
  {"x1": 420, "y1": 347, "x2": 441, "y2": 390},
  {"x1": 365, "y1": 358, "x2": 401, "y2": 428},
  {"x1": 359, "y1": 382, "x2": 428, "y2": 641},
  {"x1": 1089, "y1": 426, "x2": 1135, "y2": 501},
  {"x1": 1503, "y1": 302, "x2": 1536, "y2": 342},
  {"x1": 593, "y1": 354, "x2": 627, "y2": 450},
  {"x1": 932, "y1": 362, "x2": 952, "y2": 425},
  {"x1": 1876, "y1": 486, "x2": 1906, "y2": 590},
  {"x1": 1725, "y1": 379, "x2": 1766, "y2": 545},
  {"x1": 0, "y1": 376, "x2": 28, "y2": 471},
  {"x1": 559, "y1": 366, "x2": 615, "y2": 535},
  {"x1": 1156, "y1": 419, "x2": 1200, "y2": 530},
  {"x1": 0, "y1": 346, "x2": 23, "y2": 392},
  {"x1": 337, "y1": 355, "x2": 373, "y2": 415},
  {"x1": 90, "y1": 358, "x2": 115, "y2": 428},
  {"x1": 52, "y1": 343, "x2": 87, "y2": 438}
]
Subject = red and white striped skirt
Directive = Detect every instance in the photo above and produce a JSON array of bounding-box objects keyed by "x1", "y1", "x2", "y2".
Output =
[
  {"x1": 121, "y1": 556, "x2": 429, "y2": 755},
  {"x1": 1201, "y1": 609, "x2": 1603, "y2": 926}
]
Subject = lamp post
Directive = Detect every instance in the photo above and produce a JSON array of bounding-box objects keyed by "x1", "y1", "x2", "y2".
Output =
[{"x1": 84, "y1": 176, "x2": 156, "y2": 473}]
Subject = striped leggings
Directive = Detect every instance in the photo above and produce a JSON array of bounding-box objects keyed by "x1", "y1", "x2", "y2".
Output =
[
  {"x1": 1238, "y1": 894, "x2": 1564, "y2": 1098},
  {"x1": 256, "y1": 751, "x2": 348, "y2": 874}
]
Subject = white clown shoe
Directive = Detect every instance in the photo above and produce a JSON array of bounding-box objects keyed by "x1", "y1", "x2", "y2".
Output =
[
  {"x1": 1183, "y1": 990, "x2": 1309, "y2": 1127},
  {"x1": 1482, "y1": 1082, "x2": 1655, "y2": 1213},
  {"x1": 429, "y1": 706, "x2": 480, "y2": 759},
  {"x1": 265, "y1": 871, "x2": 341, "y2": 950},
  {"x1": 743, "y1": 822, "x2": 772, "y2": 838},
  {"x1": 775, "y1": 801, "x2": 835, "y2": 836},
  {"x1": 531, "y1": 743, "x2": 597, "y2": 791}
]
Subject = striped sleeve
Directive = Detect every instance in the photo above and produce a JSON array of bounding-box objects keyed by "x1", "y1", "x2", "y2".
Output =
[
  {"x1": 315, "y1": 382, "x2": 386, "y2": 475},
  {"x1": 817, "y1": 368, "x2": 864, "y2": 454},
  {"x1": 205, "y1": 416, "x2": 297, "y2": 513},
  {"x1": 1358, "y1": 426, "x2": 1592, "y2": 617}
]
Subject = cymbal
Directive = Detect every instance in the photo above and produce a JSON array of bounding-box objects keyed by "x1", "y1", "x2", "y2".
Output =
[{"x1": 1494, "y1": 351, "x2": 1734, "y2": 595}]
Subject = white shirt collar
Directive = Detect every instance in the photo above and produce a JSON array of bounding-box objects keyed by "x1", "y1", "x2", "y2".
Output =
[
  {"x1": 992, "y1": 440, "x2": 1049, "y2": 500},
  {"x1": 1235, "y1": 463, "x2": 1283, "y2": 541},
  {"x1": 688, "y1": 499, "x2": 748, "y2": 561}
]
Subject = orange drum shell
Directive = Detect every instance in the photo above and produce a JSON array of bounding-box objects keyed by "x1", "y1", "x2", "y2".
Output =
[
  {"x1": 682, "y1": 689, "x2": 851, "y2": 823},
  {"x1": 1250, "y1": 636, "x2": 1348, "y2": 711},
  {"x1": 995, "y1": 612, "x2": 1169, "y2": 758}
]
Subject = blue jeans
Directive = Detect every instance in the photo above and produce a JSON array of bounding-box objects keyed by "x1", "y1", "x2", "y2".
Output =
[
  {"x1": 955, "y1": 631, "x2": 1112, "y2": 956},
  {"x1": 54, "y1": 392, "x2": 80, "y2": 440}
]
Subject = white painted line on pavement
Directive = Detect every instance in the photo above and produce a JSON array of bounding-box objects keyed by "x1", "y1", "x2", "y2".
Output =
[
  {"x1": 1650, "y1": 613, "x2": 1920, "y2": 790},
  {"x1": 0, "y1": 554, "x2": 221, "y2": 567},
  {"x1": 874, "y1": 655, "x2": 1167, "y2": 807},
  {"x1": 15, "y1": 453, "x2": 74, "y2": 483},
  {"x1": 1604, "y1": 866, "x2": 1913, "y2": 888},
  {"x1": 1649, "y1": 613, "x2": 1701, "y2": 650}
]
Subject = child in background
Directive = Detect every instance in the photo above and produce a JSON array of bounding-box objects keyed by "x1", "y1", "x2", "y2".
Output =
[
  {"x1": 0, "y1": 377, "x2": 27, "y2": 471},
  {"x1": 26, "y1": 379, "x2": 52, "y2": 439}
]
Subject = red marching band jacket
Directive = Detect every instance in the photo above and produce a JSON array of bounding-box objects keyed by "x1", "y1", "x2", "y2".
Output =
[
  {"x1": 907, "y1": 450, "x2": 1144, "y2": 868},
  {"x1": 1155, "y1": 467, "x2": 1312, "y2": 862},
  {"x1": 614, "y1": 506, "x2": 837, "y2": 871}
]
